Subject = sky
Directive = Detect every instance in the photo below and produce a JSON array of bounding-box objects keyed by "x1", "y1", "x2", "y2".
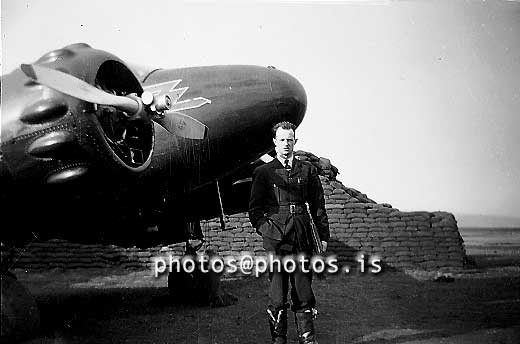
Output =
[{"x1": 2, "y1": 0, "x2": 519, "y2": 224}]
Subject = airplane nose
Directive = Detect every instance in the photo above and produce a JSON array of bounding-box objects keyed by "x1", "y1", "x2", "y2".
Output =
[{"x1": 268, "y1": 67, "x2": 307, "y2": 128}]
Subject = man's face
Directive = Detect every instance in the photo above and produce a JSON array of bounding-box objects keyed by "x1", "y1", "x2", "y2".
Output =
[{"x1": 273, "y1": 127, "x2": 296, "y2": 159}]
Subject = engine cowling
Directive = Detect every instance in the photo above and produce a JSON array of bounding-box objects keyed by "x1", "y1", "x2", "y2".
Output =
[{"x1": 0, "y1": 43, "x2": 154, "y2": 185}]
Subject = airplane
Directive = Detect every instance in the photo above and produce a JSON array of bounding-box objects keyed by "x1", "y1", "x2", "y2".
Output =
[{"x1": 0, "y1": 43, "x2": 307, "y2": 341}]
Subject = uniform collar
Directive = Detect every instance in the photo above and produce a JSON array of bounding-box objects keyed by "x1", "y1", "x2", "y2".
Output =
[{"x1": 276, "y1": 154, "x2": 294, "y2": 168}]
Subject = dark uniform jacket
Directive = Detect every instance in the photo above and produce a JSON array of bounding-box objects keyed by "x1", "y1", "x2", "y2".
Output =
[{"x1": 248, "y1": 157, "x2": 329, "y2": 253}]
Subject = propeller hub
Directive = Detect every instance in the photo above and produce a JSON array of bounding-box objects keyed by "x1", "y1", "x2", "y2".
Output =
[
  {"x1": 151, "y1": 94, "x2": 172, "y2": 113},
  {"x1": 141, "y1": 91, "x2": 154, "y2": 106},
  {"x1": 140, "y1": 91, "x2": 171, "y2": 113}
]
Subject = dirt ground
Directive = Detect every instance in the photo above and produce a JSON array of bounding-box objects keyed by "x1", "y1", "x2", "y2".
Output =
[
  {"x1": 9, "y1": 227, "x2": 520, "y2": 343},
  {"x1": 12, "y1": 251, "x2": 520, "y2": 344}
]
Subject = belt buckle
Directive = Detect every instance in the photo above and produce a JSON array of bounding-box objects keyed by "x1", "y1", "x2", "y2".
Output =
[{"x1": 290, "y1": 204, "x2": 295, "y2": 214}]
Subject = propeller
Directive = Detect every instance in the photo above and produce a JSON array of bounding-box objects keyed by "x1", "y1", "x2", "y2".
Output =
[
  {"x1": 20, "y1": 64, "x2": 207, "y2": 139},
  {"x1": 156, "y1": 111, "x2": 207, "y2": 141}
]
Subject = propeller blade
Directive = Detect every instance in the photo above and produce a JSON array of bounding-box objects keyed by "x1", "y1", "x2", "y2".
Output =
[
  {"x1": 20, "y1": 64, "x2": 139, "y2": 114},
  {"x1": 155, "y1": 111, "x2": 207, "y2": 139},
  {"x1": 20, "y1": 64, "x2": 207, "y2": 139}
]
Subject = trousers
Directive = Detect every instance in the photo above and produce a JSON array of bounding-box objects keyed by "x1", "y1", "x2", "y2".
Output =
[{"x1": 264, "y1": 237, "x2": 315, "y2": 312}]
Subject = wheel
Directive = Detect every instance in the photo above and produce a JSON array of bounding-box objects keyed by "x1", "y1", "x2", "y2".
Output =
[{"x1": 1, "y1": 273, "x2": 41, "y2": 342}]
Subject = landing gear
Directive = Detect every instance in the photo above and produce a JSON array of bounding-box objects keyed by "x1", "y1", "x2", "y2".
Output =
[
  {"x1": 166, "y1": 225, "x2": 237, "y2": 307},
  {"x1": 167, "y1": 240, "x2": 227, "y2": 307},
  {"x1": 1, "y1": 243, "x2": 41, "y2": 342}
]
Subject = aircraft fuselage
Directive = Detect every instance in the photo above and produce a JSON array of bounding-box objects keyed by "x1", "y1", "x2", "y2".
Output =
[{"x1": 0, "y1": 44, "x2": 307, "y2": 245}]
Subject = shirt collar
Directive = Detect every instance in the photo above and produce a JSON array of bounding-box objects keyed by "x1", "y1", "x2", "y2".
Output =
[{"x1": 276, "y1": 154, "x2": 294, "y2": 168}]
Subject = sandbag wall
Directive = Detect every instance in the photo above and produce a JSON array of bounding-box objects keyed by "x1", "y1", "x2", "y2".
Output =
[
  {"x1": 201, "y1": 176, "x2": 465, "y2": 270},
  {"x1": 11, "y1": 151, "x2": 466, "y2": 271}
]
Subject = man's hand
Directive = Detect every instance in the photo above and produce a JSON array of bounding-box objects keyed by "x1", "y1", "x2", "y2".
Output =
[{"x1": 321, "y1": 241, "x2": 328, "y2": 253}]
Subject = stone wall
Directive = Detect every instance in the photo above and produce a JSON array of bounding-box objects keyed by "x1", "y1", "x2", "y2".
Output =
[{"x1": 10, "y1": 151, "x2": 466, "y2": 271}]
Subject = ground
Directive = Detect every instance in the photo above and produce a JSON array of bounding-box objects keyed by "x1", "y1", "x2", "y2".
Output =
[
  {"x1": 9, "y1": 227, "x2": 520, "y2": 343},
  {"x1": 12, "y1": 259, "x2": 520, "y2": 344}
]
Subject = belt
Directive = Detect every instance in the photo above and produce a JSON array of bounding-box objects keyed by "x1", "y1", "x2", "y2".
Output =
[{"x1": 272, "y1": 204, "x2": 307, "y2": 215}]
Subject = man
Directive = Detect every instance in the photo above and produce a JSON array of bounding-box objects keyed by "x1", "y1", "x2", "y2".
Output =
[{"x1": 249, "y1": 121, "x2": 329, "y2": 344}]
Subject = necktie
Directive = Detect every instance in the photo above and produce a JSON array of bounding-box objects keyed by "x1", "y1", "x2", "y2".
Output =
[{"x1": 284, "y1": 159, "x2": 290, "y2": 170}]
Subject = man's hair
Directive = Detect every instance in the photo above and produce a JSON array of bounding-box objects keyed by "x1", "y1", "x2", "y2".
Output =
[{"x1": 272, "y1": 121, "x2": 296, "y2": 138}]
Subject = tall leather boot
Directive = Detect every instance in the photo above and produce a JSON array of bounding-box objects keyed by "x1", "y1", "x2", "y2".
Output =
[
  {"x1": 294, "y1": 308, "x2": 318, "y2": 344},
  {"x1": 267, "y1": 307, "x2": 287, "y2": 344}
]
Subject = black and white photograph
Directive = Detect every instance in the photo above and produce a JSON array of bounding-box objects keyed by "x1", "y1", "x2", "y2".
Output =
[{"x1": 1, "y1": 0, "x2": 519, "y2": 343}]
